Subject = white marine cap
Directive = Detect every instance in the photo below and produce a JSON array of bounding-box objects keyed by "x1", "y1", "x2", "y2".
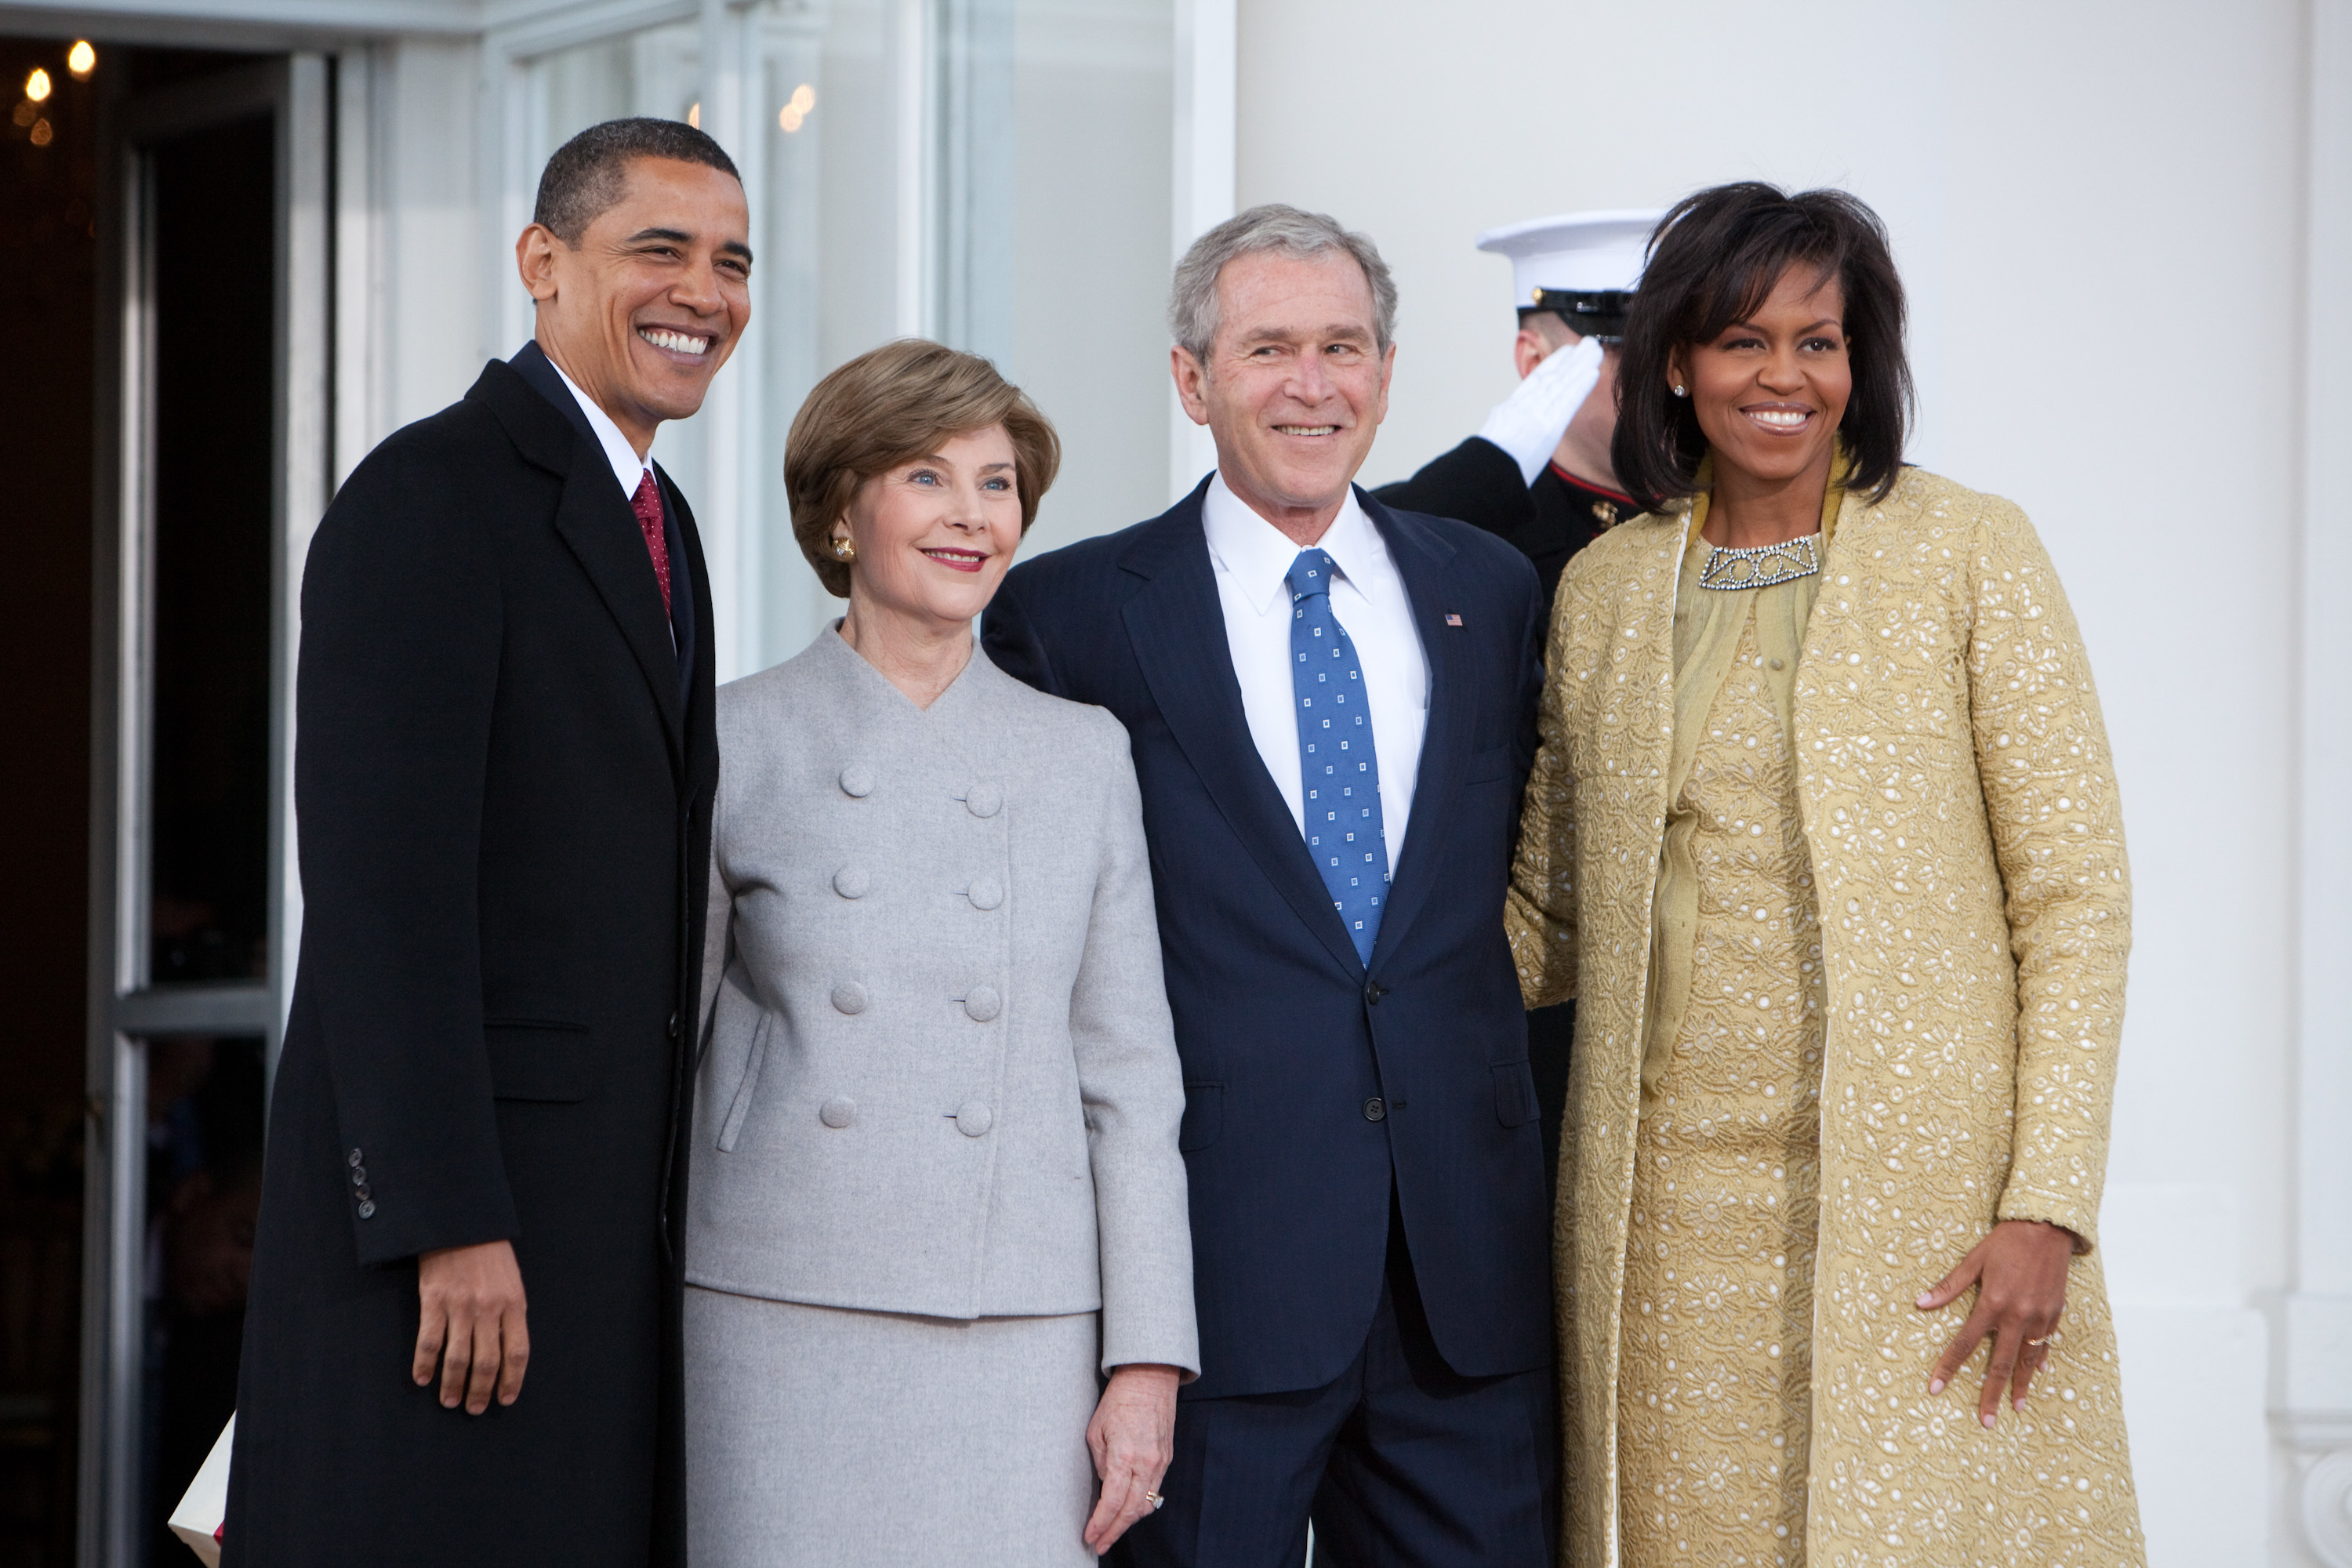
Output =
[{"x1": 1475, "y1": 209, "x2": 1664, "y2": 336}]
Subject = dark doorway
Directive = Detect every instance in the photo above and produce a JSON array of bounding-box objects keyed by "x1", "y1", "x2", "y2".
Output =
[
  {"x1": 0, "y1": 33, "x2": 99, "y2": 1568},
  {"x1": 2, "y1": 34, "x2": 283, "y2": 1566}
]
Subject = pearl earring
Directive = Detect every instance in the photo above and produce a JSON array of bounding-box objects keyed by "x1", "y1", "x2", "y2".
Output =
[{"x1": 1672, "y1": 383, "x2": 1687, "y2": 397}]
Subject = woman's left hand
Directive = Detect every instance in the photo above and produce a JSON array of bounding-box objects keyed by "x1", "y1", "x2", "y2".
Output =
[
  {"x1": 1915, "y1": 1218, "x2": 2078, "y2": 1428},
  {"x1": 1083, "y1": 1363, "x2": 1180, "y2": 1553}
]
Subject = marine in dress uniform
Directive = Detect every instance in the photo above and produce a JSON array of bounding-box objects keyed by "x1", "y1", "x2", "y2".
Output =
[{"x1": 1372, "y1": 209, "x2": 1660, "y2": 1192}]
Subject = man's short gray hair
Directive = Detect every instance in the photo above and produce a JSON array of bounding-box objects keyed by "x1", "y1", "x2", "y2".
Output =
[{"x1": 1168, "y1": 204, "x2": 1399, "y2": 364}]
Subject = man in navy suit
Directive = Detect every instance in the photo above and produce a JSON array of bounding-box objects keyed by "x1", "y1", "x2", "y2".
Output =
[{"x1": 983, "y1": 205, "x2": 1556, "y2": 1565}]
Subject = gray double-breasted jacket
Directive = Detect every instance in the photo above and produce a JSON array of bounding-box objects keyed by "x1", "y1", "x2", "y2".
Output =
[{"x1": 687, "y1": 627, "x2": 1199, "y2": 1374}]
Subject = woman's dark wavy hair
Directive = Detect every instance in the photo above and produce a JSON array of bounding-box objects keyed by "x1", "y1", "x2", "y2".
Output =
[{"x1": 1612, "y1": 182, "x2": 1912, "y2": 509}]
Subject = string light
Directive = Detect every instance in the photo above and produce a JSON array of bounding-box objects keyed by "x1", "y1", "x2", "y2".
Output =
[
  {"x1": 25, "y1": 67, "x2": 52, "y2": 102},
  {"x1": 778, "y1": 83, "x2": 815, "y2": 133},
  {"x1": 67, "y1": 41, "x2": 96, "y2": 78}
]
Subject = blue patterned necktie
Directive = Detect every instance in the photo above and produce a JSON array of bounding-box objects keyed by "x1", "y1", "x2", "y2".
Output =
[{"x1": 1287, "y1": 548, "x2": 1389, "y2": 965}]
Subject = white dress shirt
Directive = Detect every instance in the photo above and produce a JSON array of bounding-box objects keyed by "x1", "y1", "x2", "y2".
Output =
[
  {"x1": 546, "y1": 354, "x2": 656, "y2": 502},
  {"x1": 1201, "y1": 472, "x2": 1430, "y2": 859}
]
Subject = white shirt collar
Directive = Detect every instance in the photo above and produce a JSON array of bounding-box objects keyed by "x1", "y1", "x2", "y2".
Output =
[
  {"x1": 544, "y1": 352, "x2": 656, "y2": 502},
  {"x1": 1201, "y1": 472, "x2": 1381, "y2": 615}
]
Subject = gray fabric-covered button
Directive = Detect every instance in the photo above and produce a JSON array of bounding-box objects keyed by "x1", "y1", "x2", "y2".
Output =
[
  {"x1": 840, "y1": 764, "x2": 876, "y2": 798},
  {"x1": 833, "y1": 866, "x2": 870, "y2": 898},
  {"x1": 963, "y1": 985, "x2": 1002, "y2": 1022},
  {"x1": 967, "y1": 878, "x2": 1004, "y2": 911},
  {"x1": 956, "y1": 1101, "x2": 993, "y2": 1137},
  {"x1": 347, "y1": 1148, "x2": 363, "y2": 1167},
  {"x1": 832, "y1": 982, "x2": 870, "y2": 1015},
  {"x1": 357, "y1": 1200, "x2": 376, "y2": 1219},
  {"x1": 964, "y1": 782, "x2": 1003, "y2": 818},
  {"x1": 819, "y1": 1097, "x2": 857, "y2": 1129}
]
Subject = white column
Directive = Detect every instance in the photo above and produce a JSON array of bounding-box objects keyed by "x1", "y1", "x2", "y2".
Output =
[
  {"x1": 2283, "y1": 1, "x2": 2352, "y2": 1562},
  {"x1": 1167, "y1": 0, "x2": 1235, "y2": 502}
]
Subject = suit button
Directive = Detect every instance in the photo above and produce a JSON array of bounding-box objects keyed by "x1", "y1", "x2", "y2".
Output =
[
  {"x1": 357, "y1": 1200, "x2": 376, "y2": 1219},
  {"x1": 834, "y1": 866, "x2": 870, "y2": 898},
  {"x1": 347, "y1": 1148, "x2": 363, "y2": 1167},
  {"x1": 967, "y1": 878, "x2": 1004, "y2": 911},
  {"x1": 354, "y1": 1184, "x2": 372, "y2": 1201},
  {"x1": 956, "y1": 1101, "x2": 993, "y2": 1137},
  {"x1": 350, "y1": 1167, "x2": 367, "y2": 1186},
  {"x1": 667, "y1": 1011, "x2": 681, "y2": 1040},
  {"x1": 963, "y1": 985, "x2": 1001, "y2": 1022},
  {"x1": 832, "y1": 982, "x2": 870, "y2": 1014},
  {"x1": 819, "y1": 1097, "x2": 857, "y2": 1129},
  {"x1": 840, "y1": 764, "x2": 876, "y2": 798},
  {"x1": 1363, "y1": 1097, "x2": 1386, "y2": 1122},
  {"x1": 964, "y1": 782, "x2": 1003, "y2": 818},
  {"x1": 1364, "y1": 982, "x2": 1386, "y2": 1007}
]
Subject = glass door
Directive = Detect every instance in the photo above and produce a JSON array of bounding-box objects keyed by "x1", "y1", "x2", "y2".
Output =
[{"x1": 83, "y1": 50, "x2": 328, "y2": 1566}]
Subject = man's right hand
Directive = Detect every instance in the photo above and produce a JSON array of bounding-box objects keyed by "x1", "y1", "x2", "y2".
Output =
[{"x1": 413, "y1": 1239, "x2": 529, "y2": 1414}]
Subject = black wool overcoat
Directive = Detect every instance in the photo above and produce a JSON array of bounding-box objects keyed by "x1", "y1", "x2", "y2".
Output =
[{"x1": 224, "y1": 353, "x2": 719, "y2": 1567}]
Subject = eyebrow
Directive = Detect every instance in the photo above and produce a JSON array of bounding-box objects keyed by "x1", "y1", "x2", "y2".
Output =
[
  {"x1": 625, "y1": 227, "x2": 756, "y2": 264},
  {"x1": 1238, "y1": 323, "x2": 1374, "y2": 345},
  {"x1": 1729, "y1": 317, "x2": 1840, "y2": 335}
]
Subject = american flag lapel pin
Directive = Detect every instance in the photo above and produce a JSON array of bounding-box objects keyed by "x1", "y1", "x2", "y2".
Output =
[{"x1": 1444, "y1": 613, "x2": 1464, "y2": 627}]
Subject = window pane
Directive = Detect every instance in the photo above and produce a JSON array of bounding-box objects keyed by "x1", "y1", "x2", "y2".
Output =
[{"x1": 147, "y1": 115, "x2": 275, "y2": 985}]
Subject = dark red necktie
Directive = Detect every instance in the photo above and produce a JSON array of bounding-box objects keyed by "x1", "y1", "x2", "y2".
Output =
[{"x1": 630, "y1": 470, "x2": 673, "y2": 616}]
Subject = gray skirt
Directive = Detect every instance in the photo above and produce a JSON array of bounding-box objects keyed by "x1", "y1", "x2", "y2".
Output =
[{"x1": 684, "y1": 1286, "x2": 1103, "y2": 1566}]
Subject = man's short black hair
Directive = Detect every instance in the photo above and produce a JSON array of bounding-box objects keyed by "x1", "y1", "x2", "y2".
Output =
[
  {"x1": 1612, "y1": 182, "x2": 1913, "y2": 509},
  {"x1": 532, "y1": 118, "x2": 742, "y2": 245}
]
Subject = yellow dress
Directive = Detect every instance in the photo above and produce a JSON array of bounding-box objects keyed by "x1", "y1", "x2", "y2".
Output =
[{"x1": 1617, "y1": 482, "x2": 1838, "y2": 1566}]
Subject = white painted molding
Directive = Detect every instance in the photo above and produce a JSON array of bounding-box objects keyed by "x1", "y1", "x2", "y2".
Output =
[{"x1": 1167, "y1": 0, "x2": 1235, "y2": 502}]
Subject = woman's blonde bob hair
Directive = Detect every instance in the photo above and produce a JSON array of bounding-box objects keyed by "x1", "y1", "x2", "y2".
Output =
[{"x1": 786, "y1": 338, "x2": 1061, "y2": 598}]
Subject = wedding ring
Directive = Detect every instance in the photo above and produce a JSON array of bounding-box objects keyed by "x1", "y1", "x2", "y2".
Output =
[
  {"x1": 1145, "y1": 1491, "x2": 1165, "y2": 1511},
  {"x1": 2026, "y1": 1335, "x2": 2052, "y2": 1347}
]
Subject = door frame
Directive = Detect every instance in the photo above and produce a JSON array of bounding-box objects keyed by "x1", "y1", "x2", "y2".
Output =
[{"x1": 79, "y1": 52, "x2": 329, "y2": 1566}]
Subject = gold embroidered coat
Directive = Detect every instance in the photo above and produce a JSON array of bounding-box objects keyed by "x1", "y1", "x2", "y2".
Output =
[{"x1": 1508, "y1": 468, "x2": 2145, "y2": 1566}]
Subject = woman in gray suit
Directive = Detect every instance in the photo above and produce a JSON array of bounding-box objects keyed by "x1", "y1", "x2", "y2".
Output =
[{"x1": 684, "y1": 339, "x2": 1196, "y2": 1566}]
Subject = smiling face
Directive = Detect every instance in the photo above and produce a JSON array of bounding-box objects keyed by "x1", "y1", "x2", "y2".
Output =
[
  {"x1": 831, "y1": 425, "x2": 1025, "y2": 638},
  {"x1": 517, "y1": 154, "x2": 753, "y2": 454},
  {"x1": 1671, "y1": 263, "x2": 1851, "y2": 492},
  {"x1": 1172, "y1": 249, "x2": 1394, "y2": 543}
]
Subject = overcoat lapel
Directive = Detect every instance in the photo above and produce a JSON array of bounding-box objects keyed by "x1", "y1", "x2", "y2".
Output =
[
  {"x1": 1117, "y1": 503, "x2": 1366, "y2": 981},
  {"x1": 1357, "y1": 491, "x2": 1462, "y2": 972},
  {"x1": 552, "y1": 470, "x2": 688, "y2": 758},
  {"x1": 470, "y1": 360, "x2": 687, "y2": 760}
]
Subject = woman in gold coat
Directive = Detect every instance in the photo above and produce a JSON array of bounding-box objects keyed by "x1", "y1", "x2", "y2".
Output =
[{"x1": 1508, "y1": 183, "x2": 2144, "y2": 1566}]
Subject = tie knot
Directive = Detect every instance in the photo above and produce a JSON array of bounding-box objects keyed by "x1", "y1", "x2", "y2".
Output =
[
  {"x1": 1287, "y1": 548, "x2": 1338, "y2": 603},
  {"x1": 630, "y1": 469, "x2": 662, "y2": 529}
]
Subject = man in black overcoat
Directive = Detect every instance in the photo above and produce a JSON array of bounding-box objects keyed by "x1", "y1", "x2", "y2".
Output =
[
  {"x1": 1371, "y1": 209, "x2": 1657, "y2": 1192},
  {"x1": 224, "y1": 119, "x2": 750, "y2": 1566}
]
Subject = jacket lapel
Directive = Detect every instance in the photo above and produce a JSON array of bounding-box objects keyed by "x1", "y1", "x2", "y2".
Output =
[
  {"x1": 470, "y1": 358, "x2": 686, "y2": 759},
  {"x1": 1357, "y1": 490, "x2": 1462, "y2": 973},
  {"x1": 1118, "y1": 496, "x2": 1366, "y2": 980}
]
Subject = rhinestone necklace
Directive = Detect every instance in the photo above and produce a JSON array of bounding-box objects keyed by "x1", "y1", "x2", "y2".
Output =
[{"x1": 1698, "y1": 532, "x2": 1822, "y2": 591}]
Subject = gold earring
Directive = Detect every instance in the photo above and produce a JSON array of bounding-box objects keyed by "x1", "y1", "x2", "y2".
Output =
[{"x1": 831, "y1": 535, "x2": 856, "y2": 561}]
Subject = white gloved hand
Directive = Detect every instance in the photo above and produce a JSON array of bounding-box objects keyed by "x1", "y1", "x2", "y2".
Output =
[{"x1": 1475, "y1": 334, "x2": 1605, "y2": 486}]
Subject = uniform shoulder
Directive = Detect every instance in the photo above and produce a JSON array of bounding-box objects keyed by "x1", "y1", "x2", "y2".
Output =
[{"x1": 1002, "y1": 515, "x2": 1157, "y2": 594}]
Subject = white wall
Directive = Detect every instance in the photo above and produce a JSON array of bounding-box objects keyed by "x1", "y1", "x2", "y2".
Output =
[{"x1": 1235, "y1": 1, "x2": 2320, "y2": 1560}]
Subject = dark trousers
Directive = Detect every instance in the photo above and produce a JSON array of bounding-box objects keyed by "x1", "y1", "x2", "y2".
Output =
[{"x1": 1113, "y1": 1200, "x2": 1557, "y2": 1568}]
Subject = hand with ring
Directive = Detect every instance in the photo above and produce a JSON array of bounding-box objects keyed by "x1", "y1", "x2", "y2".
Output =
[
  {"x1": 1915, "y1": 1218, "x2": 2078, "y2": 1428},
  {"x1": 1083, "y1": 1363, "x2": 1180, "y2": 1552}
]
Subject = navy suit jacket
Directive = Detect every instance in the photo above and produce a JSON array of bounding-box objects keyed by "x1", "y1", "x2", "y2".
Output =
[{"x1": 982, "y1": 478, "x2": 1552, "y2": 1400}]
